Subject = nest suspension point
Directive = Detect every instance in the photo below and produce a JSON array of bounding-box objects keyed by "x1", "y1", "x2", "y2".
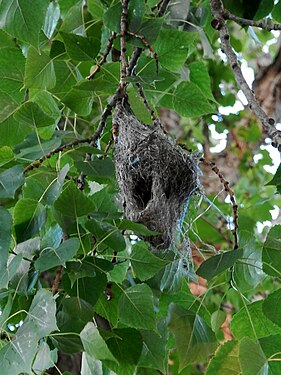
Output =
[{"x1": 114, "y1": 100, "x2": 199, "y2": 249}]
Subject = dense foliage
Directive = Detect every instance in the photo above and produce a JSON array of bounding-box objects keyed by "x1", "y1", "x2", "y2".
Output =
[{"x1": 0, "y1": 0, "x2": 281, "y2": 374}]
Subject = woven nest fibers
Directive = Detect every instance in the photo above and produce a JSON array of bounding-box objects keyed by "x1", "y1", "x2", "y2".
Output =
[{"x1": 114, "y1": 101, "x2": 199, "y2": 249}]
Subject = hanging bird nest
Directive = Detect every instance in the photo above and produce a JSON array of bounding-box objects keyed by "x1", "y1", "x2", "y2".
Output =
[{"x1": 114, "y1": 100, "x2": 199, "y2": 249}]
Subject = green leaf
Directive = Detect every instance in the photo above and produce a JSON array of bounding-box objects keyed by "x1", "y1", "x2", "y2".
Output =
[
  {"x1": 87, "y1": 0, "x2": 104, "y2": 20},
  {"x1": 254, "y1": 0, "x2": 274, "y2": 20},
  {"x1": 128, "y1": 0, "x2": 146, "y2": 32},
  {"x1": 197, "y1": 249, "x2": 243, "y2": 281},
  {"x1": 0, "y1": 207, "x2": 12, "y2": 270},
  {"x1": 108, "y1": 257, "x2": 129, "y2": 284},
  {"x1": 0, "y1": 293, "x2": 13, "y2": 328},
  {"x1": 14, "y1": 101, "x2": 55, "y2": 128},
  {"x1": 51, "y1": 60, "x2": 93, "y2": 115},
  {"x1": 0, "y1": 289, "x2": 57, "y2": 375},
  {"x1": 130, "y1": 241, "x2": 169, "y2": 281},
  {"x1": 0, "y1": 90, "x2": 18, "y2": 123},
  {"x1": 60, "y1": 297, "x2": 95, "y2": 330},
  {"x1": 30, "y1": 90, "x2": 61, "y2": 122},
  {"x1": 81, "y1": 323, "x2": 118, "y2": 364},
  {"x1": 53, "y1": 297, "x2": 94, "y2": 354},
  {"x1": 35, "y1": 238, "x2": 80, "y2": 272},
  {"x1": 233, "y1": 231, "x2": 265, "y2": 292},
  {"x1": 118, "y1": 219, "x2": 159, "y2": 236},
  {"x1": 160, "y1": 258, "x2": 189, "y2": 294},
  {"x1": 127, "y1": 84, "x2": 153, "y2": 124},
  {"x1": 28, "y1": 288, "x2": 58, "y2": 336},
  {"x1": 9, "y1": 237, "x2": 40, "y2": 291},
  {"x1": 154, "y1": 29, "x2": 196, "y2": 72},
  {"x1": 44, "y1": 164, "x2": 70, "y2": 205},
  {"x1": 230, "y1": 300, "x2": 281, "y2": 340},
  {"x1": 0, "y1": 321, "x2": 38, "y2": 375},
  {"x1": 158, "y1": 281, "x2": 209, "y2": 321},
  {"x1": 60, "y1": 32, "x2": 100, "y2": 61},
  {"x1": 211, "y1": 310, "x2": 227, "y2": 334},
  {"x1": 66, "y1": 260, "x2": 96, "y2": 287},
  {"x1": 0, "y1": 47, "x2": 25, "y2": 102},
  {"x1": 272, "y1": 1, "x2": 281, "y2": 22},
  {"x1": 266, "y1": 163, "x2": 281, "y2": 194},
  {"x1": 25, "y1": 47, "x2": 56, "y2": 89},
  {"x1": 54, "y1": 181, "x2": 96, "y2": 217},
  {"x1": 63, "y1": 266, "x2": 108, "y2": 306},
  {"x1": 41, "y1": 224, "x2": 63, "y2": 249},
  {"x1": 259, "y1": 334, "x2": 281, "y2": 374},
  {"x1": 0, "y1": 0, "x2": 48, "y2": 48},
  {"x1": 118, "y1": 283, "x2": 156, "y2": 330},
  {"x1": 0, "y1": 253, "x2": 22, "y2": 289},
  {"x1": 43, "y1": 1, "x2": 60, "y2": 39},
  {"x1": 104, "y1": 328, "x2": 143, "y2": 374},
  {"x1": 262, "y1": 288, "x2": 281, "y2": 327},
  {"x1": 60, "y1": 0, "x2": 84, "y2": 34},
  {"x1": 75, "y1": 158, "x2": 114, "y2": 178},
  {"x1": 103, "y1": 2, "x2": 121, "y2": 32},
  {"x1": 167, "y1": 303, "x2": 217, "y2": 371},
  {"x1": 206, "y1": 340, "x2": 240, "y2": 375},
  {"x1": 132, "y1": 17, "x2": 163, "y2": 46},
  {"x1": 138, "y1": 319, "x2": 168, "y2": 372},
  {"x1": 0, "y1": 146, "x2": 14, "y2": 167},
  {"x1": 15, "y1": 134, "x2": 61, "y2": 161},
  {"x1": 86, "y1": 219, "x2": 126, "y2": 252},
  {"x1": 189, "y1": 61, "x2": 214, "y2": 101},
  {"x1": 94, "y1": 283, "x2": 123, "y2": 327},
  {"x1": 239, "y1": 337, "x2": 268, "y2": 375},
  {"x1": 14, "y1": 198, "x2": 46, "y2": 242},
  {"x1": 0, "y1": 165, "x2": 24, "y2": 199},
  {"x1": 262, "y1": 225, "x2": 281, "y2": 276},
  {"x1": 173, "y1": 81, "x2": 215, "y2": 117},
  {"x1": 90, "y1": 187, "x2": 119, "y2": 215},
  {"x1": 32, "y1": 342, "x2": 57, "y2": 375},
  {"x1": 0, "y1": 115, "x2": 31, "y2": 147}
]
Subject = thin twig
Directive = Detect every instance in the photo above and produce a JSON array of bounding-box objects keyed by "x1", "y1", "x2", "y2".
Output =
[
  {"x1": 103, "y1": 136, "x2": 113, "y2": 155},
  {"x1": 24, "y1": 137, "x2": 90, "y2": 173},
  {"x1": 127, "y1": 47, "x2": 143, "y2": 77},
  {"x1": 52, "y1": 233, "x2": 68, "y2": 295},
  {"x1": 151, "y1": 0, "x2": 163, "y2": 13},
  {"x1": 200, "y1": 156, "x2": 239, "y2": 250},
  {"x1": 136, "y1": 83, "x2": 157, "y2": 121},
  {"x1": 52, "y1": 265, "x2": 63, "y2": 296},
  {"x1": 158, "y1": 0, "x2": 171, "y2": 17},
  {"x1": 222, "y1": 9, "x2": 281, "y2": 31},
  {"x1": 120, "y1": 0, "x2": 129, "y2": 93},
  {"x1": 126, "y1": 31, "x2": 159, "y2": 76},
  {"x1": 87, "y1": 32, "x2": 116, "y2": 80},
  {"x1": 210, "y1": 0, "x2": 281, "y2": 149},
  {"x1": 126, "y1": 0, "x2": 170, "y2": 78}
]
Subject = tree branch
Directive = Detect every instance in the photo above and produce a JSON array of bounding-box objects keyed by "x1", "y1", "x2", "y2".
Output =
[
  {"x1": 210, "y1": 0, "x2": 281, "y2": 149},
  {"x1": 222, "y1": 9, "x2": 281, "y2": 31},
  {"x1": 120, "y1": 0, "x2": 129, "y2": 93}
]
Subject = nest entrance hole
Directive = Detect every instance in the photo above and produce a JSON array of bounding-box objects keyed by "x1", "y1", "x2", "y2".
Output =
[{"x1": 133, "y1": 176, "x2": 153, "y2": 210}]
